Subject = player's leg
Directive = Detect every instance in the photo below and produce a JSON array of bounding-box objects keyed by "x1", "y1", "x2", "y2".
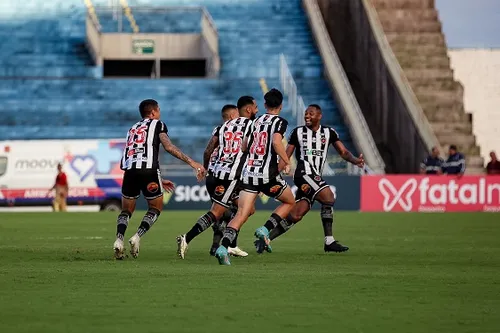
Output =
[
  {"x1": 215, "y1": 190, "x2": 258, "y2": 265},
  {"x1": 128, "y1": 170, "x2": 164, "y2": 258},
  {"x1": 315, "y1": 187, "x2": 349, "y2": 252},
  {"x1": 226, "y1": 198, "x2": 251, "y2": 257},
  {"x1": 254, "y1": 178, "x2": 295, "y2": 252},
  {"x1": 114, "y1": 170, "x2": 139, "y2": 259},
  {"x1": 176, "y1": 201, "x2": 226, "y2": 259},
  {"x1": 269, "y1": 199, "x2": 310, "y2": 240}
]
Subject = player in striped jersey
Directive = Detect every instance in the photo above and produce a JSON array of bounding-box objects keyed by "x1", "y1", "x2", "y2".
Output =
[
  {"x1": 113, "y1": 99, "x2": 205, "y2": 259},
  {"x1": 255, "y1": 104, "x2": 364, "y2": 253},
  {"x1": 215, "y1": 88, "x2": 296, "y2": 265},
  {"x1": 176, "y1": 103, "x2": 251, "y2": 258}
]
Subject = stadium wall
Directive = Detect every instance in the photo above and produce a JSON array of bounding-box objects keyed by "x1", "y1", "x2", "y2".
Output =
[{"x1": 448, "y1": 49, "x2": 500, "y2": 165}]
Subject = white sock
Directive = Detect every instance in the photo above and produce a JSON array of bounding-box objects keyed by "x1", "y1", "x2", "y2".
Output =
[{"x1": 325, "y1": 236, "x2": 335, "y2": 245}]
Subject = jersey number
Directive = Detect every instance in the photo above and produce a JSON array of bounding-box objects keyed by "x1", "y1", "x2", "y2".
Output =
[
  {"x1": 250, "y1": 132, "x2": 268, "y2": 156},
  {"x1": 223, "y1": 131, "x2": 243, "y2": 154},
  {"x1": 127, "y1": 125, "x2": 148, "y2": 146}
]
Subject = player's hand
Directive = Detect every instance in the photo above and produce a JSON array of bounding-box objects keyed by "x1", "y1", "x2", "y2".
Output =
[
  {"x1": 356, "y1": 153, "x2": 365, "y2": 168},
  {"x1": 192, "y1": 162, "x2": 206, "y2": 182},
  {"x1": 283, "y1": 164, "x2": 291, "y2": 175},
  {"x1": 161, "y1": 179, "x2": 176, "y2": 193}
]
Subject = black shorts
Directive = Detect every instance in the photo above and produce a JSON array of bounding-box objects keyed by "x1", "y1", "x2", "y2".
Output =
[
  {"x1": 121, "y1": 169, "x2": 163, "y2": 200},
  {"x1": 206, "y1": 173, "x2": 241, "y2": 208},
  {"x1": 294, "y1": 170, "x2": 329, "y2": 204},
  {"x1": 241, "y1": 174, "x2": 288, "y2": 198}
]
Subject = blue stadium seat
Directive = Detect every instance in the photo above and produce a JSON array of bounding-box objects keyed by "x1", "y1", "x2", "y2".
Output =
[{"x1": 0, "y1": 0, "x2": 355, "y2": 166}]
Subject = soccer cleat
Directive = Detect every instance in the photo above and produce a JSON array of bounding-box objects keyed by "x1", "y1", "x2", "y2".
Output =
[
  {"x1": 113, "y1": 238, "x2": 125, "y2": 260},
  {"x1": 129, "y1": 234, "x2": 141, "y2": 258},
  {"x1": 254, "y1": 239, "x2": 272, "y2": 254},
  {"x1": 228, "y1": 246, "x2": 248, "y2": 257},
  {"x1": 215, "y1": 246, "x2": 231, "y2": 265},
  {"x1": 254, "y1": 226, "x2": 271, "y2": 250},
  {"x1": 176, "y1": 234, "x2": 188, "y2": 259},
  {"x1": 324, "y1": 241, "x2": 349, "y2": 253}
]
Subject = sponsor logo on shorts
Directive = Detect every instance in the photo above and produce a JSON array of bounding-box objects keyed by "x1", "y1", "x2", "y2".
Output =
[
  {"x1": 215, "y1": 185, "x2": 225, "y2": 196},
  {"x1": 270, "y1": 185, "x2": 282, "y2": 193},
  {"x1": 301, "y1": 184, "x2": 311, "y2": 194},
  {"x1": 147, "y1": 182, "x2": 159, "y2": 193}
]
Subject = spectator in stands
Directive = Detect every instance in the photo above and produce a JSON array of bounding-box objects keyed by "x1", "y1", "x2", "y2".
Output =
[
  {"x1": 420, "y1": 146, "x2": 444, "y2": 174},
  {"x1": 486, "y1": 151, "x2": 500, "y2": 175},
  {"x1": 442, "y1": 145, "x2": 465, "y2": 176},
  {"x1": 47, "y1": 163, "x2": 68, "y2": 212}
]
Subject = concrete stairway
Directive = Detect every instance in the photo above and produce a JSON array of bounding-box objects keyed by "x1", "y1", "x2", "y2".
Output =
[{"x1": 370, "y1": 0, "x2": 484, "y2": 173}]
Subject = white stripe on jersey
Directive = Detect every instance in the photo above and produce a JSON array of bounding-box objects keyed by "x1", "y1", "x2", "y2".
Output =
[
  {"x1": 262, "y1": 119, "x2": 278, "y2": 184},
  {"x1": 145, "y1": 119, "x2": 158, "y2": 169}
]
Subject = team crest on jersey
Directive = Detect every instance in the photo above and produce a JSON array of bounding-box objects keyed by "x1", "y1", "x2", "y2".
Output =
[
  {"x1": 301, "y1": 184, "x2": 311, "y2": 194},
  {"x1": 321, "y1": 136, "x2": 326, "y2": 144},
  {"x1": 147, "y1": 182, "x2": 159, "y2": 193},
  {"x1": 314, "y1": 175, "x2": 322, "y2": 182},
  {"x1": 269, "y1": 185, "x2": 282, "y2": 193},
  {"x1": 215, "y1": 185, "x2": 225, "y2": 196}
]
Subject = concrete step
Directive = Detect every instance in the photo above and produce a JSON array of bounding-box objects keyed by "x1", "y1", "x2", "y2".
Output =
[
  {"x1": 405, "y1": 68, "x2": 454, "y2": 81},
  {"x1": 415, "y1": 88, "x2": 463, "y2": 105},
  {"x1": 397, "y1": 54, "x2": 450, "y2": 69},
  {"x1": 370, "y1": 0, "x2": 434, "y2": 9},
  {"x1": 436, "y1": 133, "x2": 478, "y2": 151},
  {"x1": 391, "y1": 43, "x2": 444, "y2": 57},
  {"x1": 386, "y1": 32, "x2": 446, "y2": 47},
  {"x1": 430, "y1": 121, "x2": 473, "y2": 135},
  {"x1": 466, "y1": 156, "x2": 485, "y2": 168},
  {"x1": 419, "y1": 102, "x2": 469, "y2": 122},
  {"x1": 410, "y1": 78, "x2": 460, "y2": 91},
  {"x1": 376, "y1": 9, "x2": 438, "y2": 21},
  {"x1": 465, "y1": 167, "x2": 486, "y2": 175},
  {"x1": 381, "y1": 19, "x2": 441, "y2": 33}
]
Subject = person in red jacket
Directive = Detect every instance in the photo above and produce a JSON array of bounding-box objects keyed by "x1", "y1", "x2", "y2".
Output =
[
  {"x1": 486, "y1": 151, "x2": 500, "y2": 175},
  {"x1": 48, "y1": 163, "x2": 68, "y2": 212}
]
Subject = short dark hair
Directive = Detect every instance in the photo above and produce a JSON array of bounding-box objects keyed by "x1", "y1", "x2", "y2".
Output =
[
  {"x1": 264, "y1": 88, "x2": 283, "y2": 108},
  {"x1": 237, "y1": 96, "x2": 254, "y2": 110},
  {"x1": 449, "y1": 145, "x2": 457, "y2": 151},
  {"x1": 221, "y1": 104, "x2": 237, "y2": 120},
  {"x1": 139, "y1": 99, "x2": 158, "y2": 118},
  {"x1": 308, "y1": 104, "x2": 322, "y2": 112}
]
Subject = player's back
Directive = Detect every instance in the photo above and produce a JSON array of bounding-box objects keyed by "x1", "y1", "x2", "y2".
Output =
[
  {"x1": 120, "y1": 118, "x2": 168, "y2": 171},
  {"x1": 244, "y1": 113, "x2": 288, "y2": 183},
  {"x1": 212, "y1": 117, "x2": 253, "y2": 181}
]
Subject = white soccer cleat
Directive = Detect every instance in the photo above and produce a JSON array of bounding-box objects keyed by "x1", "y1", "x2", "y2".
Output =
[
  {"x1": 129, "y1": 234, "x2": 140, "y2": 259},
  {"x1": 176, "y1": 234, "x2": 188, "y2": 259},
  {"x1": 228, "y1": 246, "x2": 248, "y2": 257},
  {"x1": 113, "y1": 238, "x2": 124, "y2": 260}
]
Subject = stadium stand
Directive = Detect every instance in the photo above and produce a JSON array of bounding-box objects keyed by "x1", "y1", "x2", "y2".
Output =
[
  {"x1": 370, "y1": 0, "x2": 484, "y2": 173},
  {"x1": 0, "y1": 0, "x2": 354, "y2": 171}
]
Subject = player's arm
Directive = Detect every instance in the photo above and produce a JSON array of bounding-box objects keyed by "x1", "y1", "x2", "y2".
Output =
[
  {"x1": 159, "y1": 133, "x2": 205, "y2": 180},
  {"x1": 203, "y1": 135, "x2": 219, "y2": 170},
  {"x1": 273, "y1": 133, "x2": 290, "y2": 165},
  {"x1": 420, "y1": 159, "x2": 427, "y2": 174},
  {"x1": 333, "y1": 140, "x2": 364, "y2": 167},
  {"x1": 279, "y1": 143, "x2": 295, "y2": 171}
]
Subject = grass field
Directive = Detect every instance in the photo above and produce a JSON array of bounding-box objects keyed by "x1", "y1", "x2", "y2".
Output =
[{"x1": 0, "y1": 211, "x2": 499, "y2": 333}]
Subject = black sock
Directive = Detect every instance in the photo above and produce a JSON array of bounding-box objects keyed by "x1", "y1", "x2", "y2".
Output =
[
  {"x1": 211, "y1": 209, "x2": 231, "y2": 247},
  {"x1": 221, "y1": 227, "x2": 238, "y2": 249},
  {"x1": 230, "y1": 230, "x2": 239, "y2": 248},
  {"x1": 321, "y1": 205, "x2": 334, "y2": 237},
  {"x1": 263, "y1": 213, "x2": 282, "y2": 232},
  {"x1": 136, "y1": 208, "x2": 160, "y2": 237},
  {"x1": 116, "y1": 211, "x2": 131, "y2": 240},
  {"x1": 186, "y1": 211, "x2": 217, "y2": 243},
  {"x1": 269, "y1": 218, "x2": 295, "y2": 240}
]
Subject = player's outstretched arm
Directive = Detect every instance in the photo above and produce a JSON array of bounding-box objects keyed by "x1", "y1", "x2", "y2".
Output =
[
  {"x1": 333, "y1": 140, "x2": 364, "y2": 168},
  {"x1": 279, "y1": 143, "x2": 295, "y2": 172},
  {"x1": 159, "y1": 133, "x2": 206, "y2": 180},
  {"x1": 203, "y1": 135, "x2": 219, "y2": 170}
]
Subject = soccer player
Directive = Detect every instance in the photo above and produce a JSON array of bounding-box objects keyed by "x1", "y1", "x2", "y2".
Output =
[
  {"x1": 113, "y1": 99, "x2": 205, "y2": 259},
  {"x1": 254, "y1": 104, "x2": 364, "y2": 253},
  {"x1": 215, "y1": 88, "x2": 296, "y2": 265},
  {"x1": 176, "y1": 103, "x2": 254, "y2": 258}
]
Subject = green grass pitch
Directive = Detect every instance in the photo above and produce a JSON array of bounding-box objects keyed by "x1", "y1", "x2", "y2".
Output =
[{"x1": 0, "y1": 211, "x2": 499, "y2": 333}]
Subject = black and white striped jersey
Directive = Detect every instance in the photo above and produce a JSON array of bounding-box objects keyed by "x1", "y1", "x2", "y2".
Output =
[
  {"x1": 242, "y1": 114, "x2": 288, "y2": 185},
  {"x1": 211, "y1": 117, "x2": 253, "y2": 181},
  {"x1": 120, "y1": 118, "x2": 168, "y2": 171},
  {"x1": 207, "y1": 125, "x2": 221, "y2": 172},
  {"x1": 288, "y1": 125, "x2": 339, "y2": 175}
]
